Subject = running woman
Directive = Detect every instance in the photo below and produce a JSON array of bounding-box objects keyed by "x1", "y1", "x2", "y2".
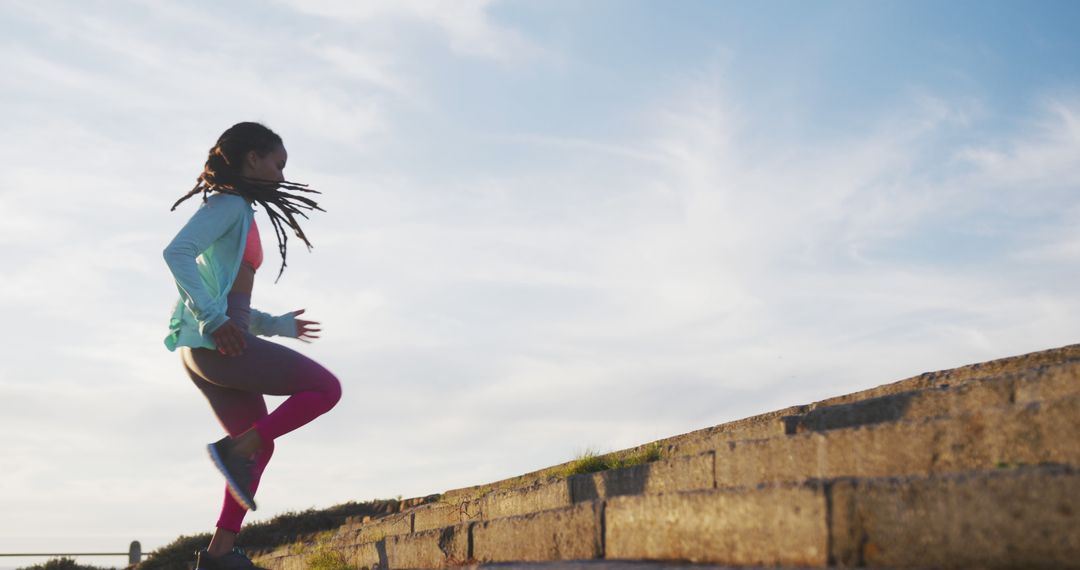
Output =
[{"x1": 163, "y1": 122, "x2": 343, "y2": 570}]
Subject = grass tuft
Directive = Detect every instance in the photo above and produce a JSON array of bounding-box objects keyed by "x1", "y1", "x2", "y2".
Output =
[
  {"x1": 560, "y1": 443, "x2": 664, "y2": 477},
  {"x1": 307, "y1": 549, "x2": 357, "y2": 570},
  {"x1": 134, "y1": 498, "x2": 415, "y2": 570}
]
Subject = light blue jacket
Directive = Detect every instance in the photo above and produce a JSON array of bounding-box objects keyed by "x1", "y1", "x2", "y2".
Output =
[{"x1": 163, "y1": 192, "x2": 297, "y2": 351}]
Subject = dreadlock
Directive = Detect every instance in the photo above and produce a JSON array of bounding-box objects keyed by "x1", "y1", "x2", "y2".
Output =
[{"x1": 170, "y1": 122, "x2": 324, "y2": 284}]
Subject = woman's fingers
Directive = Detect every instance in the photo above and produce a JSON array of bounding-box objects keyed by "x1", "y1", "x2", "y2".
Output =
[
  {"x1": 230, "y1": 323, "x2": 247, "y2": 351},
  {"x1": 220, "y1": 335, "x2": 239, "y2": 356},
  {"x1": 288, "y1": 310, "x2": 325, "y2": 342},
  {"x1": 214, "y1": 321, "x2": 247, "y2": 357}
]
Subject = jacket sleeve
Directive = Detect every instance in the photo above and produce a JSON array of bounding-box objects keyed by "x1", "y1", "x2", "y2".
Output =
[
  {"x1": 162, "y1": 197, "x2": 244, "y2": 335},
  {"x1": 249, "y1": 308, "x2": 298, "y2": 338}
]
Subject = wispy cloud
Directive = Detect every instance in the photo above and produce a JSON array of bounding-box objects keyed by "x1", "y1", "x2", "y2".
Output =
[
  {"x1": 955, "y1": 96, "x2": 1080, "y2": 201},
  {"x1": 276, "y1": 0, "x2": 543, "y2": 63}
]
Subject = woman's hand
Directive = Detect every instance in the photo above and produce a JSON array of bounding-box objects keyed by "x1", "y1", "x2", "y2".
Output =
[
  {"x1": 211, "y1": 319, "x2": 247, "y2": 357},
  {"x1": 292, "y1": 308, "x2": 322, "y2": 343}
]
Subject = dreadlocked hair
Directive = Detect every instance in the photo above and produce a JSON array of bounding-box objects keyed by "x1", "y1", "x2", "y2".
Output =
[{"x1": 170, "y1": 121, "x2": 324, "y2": 284}]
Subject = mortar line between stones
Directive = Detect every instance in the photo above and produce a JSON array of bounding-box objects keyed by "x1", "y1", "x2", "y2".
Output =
[
  {"x1": 824, "y1": 480, "x2": 836, "y2": 567},
  {"x1": 709, "y1": 450, "x2": 717, "y2": 489},
  {"x1": 598, "y1": 499, "x2": 607, "y2": 560},
  {"x1": 467, "y1": 521, "x2": 475, "y2": 562}
]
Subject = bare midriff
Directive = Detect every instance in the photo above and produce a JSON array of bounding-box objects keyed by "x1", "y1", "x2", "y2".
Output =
[{"x1": 230, "y1": 263, "x2": 256, "y2": 295}]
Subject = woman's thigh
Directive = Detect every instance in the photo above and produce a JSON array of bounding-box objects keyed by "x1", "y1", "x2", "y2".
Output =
[
  {"x1": 181, "y1": 332, "x2": 337, "y2": 397},
  {"x1": 180, "y1": 355, "x2": 269, "y2": 436}
]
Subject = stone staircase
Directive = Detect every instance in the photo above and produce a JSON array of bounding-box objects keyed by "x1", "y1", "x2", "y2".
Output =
[{"x1": 249, "y1": 344, "x2": 1080, "y2": 569}]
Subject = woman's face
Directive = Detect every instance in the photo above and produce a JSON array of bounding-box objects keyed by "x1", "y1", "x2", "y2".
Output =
[{"x1": 243, "y1": 144, "x2": 288, "y2": 183}]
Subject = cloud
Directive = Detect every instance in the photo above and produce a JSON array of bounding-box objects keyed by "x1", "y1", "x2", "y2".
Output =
[
  {"x1": 1, "y1": 1, "x2": 393, "y2": 149},
  {"x1": 302, "y1": 41, "x2": 413, "y2": 98},
  {"x1": 276, "y1": 0, "x2": 543, "y2": 63},
  {"x1": 954, "y1": 96, "x2": 1080, "y2": 209},
  {"x1": 355, "y1": 84, "x2": 1080, "y2": 460}
]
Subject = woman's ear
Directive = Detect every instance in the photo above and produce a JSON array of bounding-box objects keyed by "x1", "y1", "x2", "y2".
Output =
[{"x1": 245, "y1": 149, "x2": 260, "y2": 170}]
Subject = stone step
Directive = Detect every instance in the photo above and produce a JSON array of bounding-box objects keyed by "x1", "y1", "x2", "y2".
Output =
[
  {"x1": 253, "y1": 465, "x2": 1080, "y2": 569},
  {"x1": 807, "y1": 343, "x2": 1080, "y2": 409},
  {"x1": 782, "y1": 358, "x2": 1080, "y2": 435},
  {"x1": 608, "y1": 465, "x2": 1080, "y2": 568},
  {"x1": 440, "y1": 344, "x2": 1080, "y2": 503},
  {"x1": 714, "y1": 389, "x2": 1080, "y2": 488},
  {"x1": 510, "y1": 388, "x2": 1080, "y2": 507},
  {"x1": 254, "y1": 383, "x2": 1080, "y2": 567},
  {"x1": 245, "y1": 345, "x2": 1080, "y2": 569},
  {"x1": 670, "y1": 357, "x2": 1080, "y2": 456},
  {"x1": 267, "y1": 379, "x2": 1080, "y2": 564}
]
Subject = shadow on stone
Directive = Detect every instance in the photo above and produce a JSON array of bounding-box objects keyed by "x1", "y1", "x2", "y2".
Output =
[
  {"x1": 375, "y1": 538, "x2": 388, "y2": 569},
  {"x1": 569, "y1": 463, "x2": 652, "y2": 502},
  {"x1": 784, "y1": 391, "x2": 919, "y2": 434}
]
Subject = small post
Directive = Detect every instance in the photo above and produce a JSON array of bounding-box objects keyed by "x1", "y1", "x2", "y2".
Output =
[{"x1": 129, "y1": 541, "x2": 142, "y2": 565}]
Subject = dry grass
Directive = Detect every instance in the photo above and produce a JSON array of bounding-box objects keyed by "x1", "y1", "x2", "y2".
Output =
[
  {"x1": 134, "y1": 498, "x2": 412, "y2": 570},
  {"x1": 16, "y1": 558, "x2": 114, "y2": 570},
  {"x1": 560, "y1": 443, "x2": 664, "y2": 477},
  {"x1": 137, "y1": 443, "x2": 665, "y2": 569}
]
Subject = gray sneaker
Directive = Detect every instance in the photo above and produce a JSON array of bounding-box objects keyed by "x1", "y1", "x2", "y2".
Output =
[
  {"x1": 195, "y1": 547, "x2": 268, "y2": 570},
  {"x1": 208, "y1": 436, "x2": 257, "y2": 511}
]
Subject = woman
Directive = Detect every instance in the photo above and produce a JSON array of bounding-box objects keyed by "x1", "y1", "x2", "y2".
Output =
[{"x1": 163, "y1": 122, "x2": 343, "y2": 570}]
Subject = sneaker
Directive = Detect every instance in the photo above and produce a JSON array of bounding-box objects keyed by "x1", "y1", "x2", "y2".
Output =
[
  {"x1": 208, "y1": 436, "x2": 257, "y2": 511},
  {"x1": 195, "y1": 547, "x2": 268, "y2": 570}
]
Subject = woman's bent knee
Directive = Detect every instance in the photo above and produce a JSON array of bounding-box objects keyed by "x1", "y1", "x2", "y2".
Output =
[
  {"x1": 323, "y1": 374, "x2": 342, "y2": 410},
  {"x1": 304, "y1": 359, "x2": 342, "y2": 409}
]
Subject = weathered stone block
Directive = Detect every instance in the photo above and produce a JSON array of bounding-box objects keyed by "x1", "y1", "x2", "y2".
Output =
[
  {"x1": 342, "y1": 513, "x2": 413, "y2": 543},
  {"x1": 412, "y1": 499, "x2": 482, "y2": 532},
  {"x1": 714, "y1": 391, "x2": 1080, "y2": 488},
  {"x1": 479, "y1": 480, "x2": 572, "y2": 520},
  {"x1": 809, "y1": 343, "x2": 1080, "y2": 409},
  {"x1": 668, "y1": 408, "x2": 796, "y2": 456},
  {"x1": 569, "y1": 451, "x2": 713, "y2": 502},
  {"x1": 1015, "y1": 361, "x2": 1080, "y2": 404},
  {"x1": 249, "y1": 551, "x2": 292, "y2": 570},
  {"x1": 785, "y1": 360, "x2": 1080, "y2": 436},
  {"x1": 338, "y1": 541, "x2": 383, "y2": 570},
  {"x1": 386, "y1": 524, "x2": 469, "y2": 569},
  {"x1": 605, "y1": 484, "x2": 829, "y2": 566},
  {"x1": 472, "y1": 501, "x2": 602, "y2": 562},
  {"x1": 830, "y1": 465, "x2": 1080, "y2": 568},
  {"x1": 785, "y1": 381, "x2": 1008, "y2": 435}
]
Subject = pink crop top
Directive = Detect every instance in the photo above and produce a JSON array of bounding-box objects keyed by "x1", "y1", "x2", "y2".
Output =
[{"x1": 242, "y1": 217, "x2": 263, "y2": 270}]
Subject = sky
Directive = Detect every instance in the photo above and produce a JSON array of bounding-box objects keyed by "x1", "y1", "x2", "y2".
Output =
[{"x1": 1, "y1": 0, "x2": 1079, "y2": 567}]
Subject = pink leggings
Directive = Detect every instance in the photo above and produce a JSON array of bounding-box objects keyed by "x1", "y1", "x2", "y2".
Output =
[{"x1": 179, "y1": 292, "x2": 342, "y2": 533}]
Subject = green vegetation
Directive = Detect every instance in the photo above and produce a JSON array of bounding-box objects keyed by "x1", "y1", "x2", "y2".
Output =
[
  {"x1": 560, "y1": 443, "x2": 665, "y2": 477},
  {"x1": 135, "y1": 498, "x2": 412, "y2": 570},
  {"x1": 365, "y1": 530, "x2": 387, "y2": 543},
  {"x1": 17, "y1": 558, "x2": 114, "y2": 570},
  {"x1": 995, "y1": 460, "x2": 1029, "y2": 469},
  {"x1": 136, "y1": 442, "x2": 666, "y2": 569},
  {"x1": 312, "y1": 530, "x2": 337, "y2": 546},
  {"x1": 131, "y1": 532, "x2": 211, "y2": 570},
  {"x1": 307, "y1": 549, "x2": 358, "y2": 570}
]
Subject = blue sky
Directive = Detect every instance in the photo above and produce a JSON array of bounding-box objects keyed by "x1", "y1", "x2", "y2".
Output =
[{"x1": 1, "y1": 1, "x2": 1079, "y2": 568}]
